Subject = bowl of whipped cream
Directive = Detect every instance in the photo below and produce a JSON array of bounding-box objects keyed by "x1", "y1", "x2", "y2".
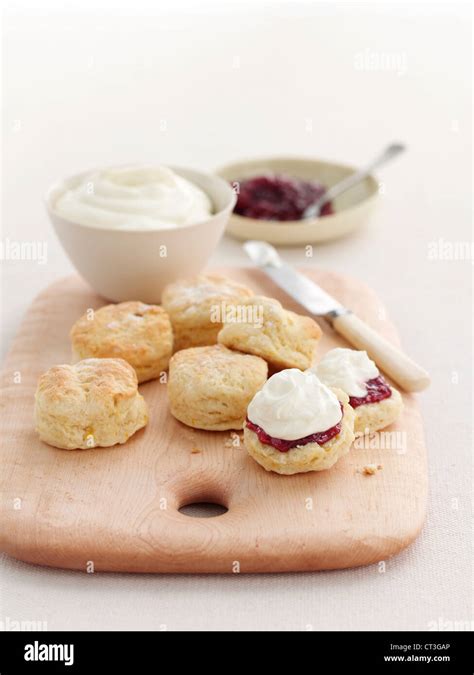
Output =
[{"x1": 46, "y1": 164, "x2": 236, "y2": 302}]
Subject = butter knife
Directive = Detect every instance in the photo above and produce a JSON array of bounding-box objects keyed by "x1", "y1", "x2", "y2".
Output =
[{"x1": 243, "y1": 240, "x2": 430, "y2": 392}]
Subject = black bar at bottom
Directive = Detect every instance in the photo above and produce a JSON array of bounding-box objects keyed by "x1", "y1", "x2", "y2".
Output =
[{"x1": 0, "y1": 630, "x2": 471, "y2": 673}]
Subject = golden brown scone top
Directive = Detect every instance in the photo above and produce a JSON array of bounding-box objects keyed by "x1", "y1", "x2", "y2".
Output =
[
  {"x1": 218, "y1": 295, "x2": 322, "y2": 370},
  {"x1": 168, "y1": 345, "x2": 268, "y2": 431},
  {"x1": 34, "y1": 358, "x2": 149, "y2": 450},
  {"x1": 169, "y1": 342, "x2": 267, "y2": 376},
  {"x1": 70, "y1": 301, "x2": 172, "y2": 363},
  {"x1": 36, "y1": 358, "x2": 140, "y2": 412},
  {"x1": 162, "y1": 274, "x2": 254, "y2": 318}
]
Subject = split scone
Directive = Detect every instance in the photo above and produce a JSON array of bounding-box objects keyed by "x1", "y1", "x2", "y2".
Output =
[
  {"x1": 217, "y1": 295, "x2": 322, "y2": 370},
  {"x1": 314, "y1": 348, "x2": 403, "y2": 435},
  {"x1": 244, "y1": 369, "x2": 355, "y2": 475},
  {"x1": 34, "y1": 358, "x2": 148, "y2": 450},
  {"x1": 168, "y1": 344, "x2": 268, "y2": 430},
  {"x1": 162, "y1": 274, "x2": 254, "y2": 351},
  {"x1": 70, "y1": 301, "x2": 173, "y2": 383}
]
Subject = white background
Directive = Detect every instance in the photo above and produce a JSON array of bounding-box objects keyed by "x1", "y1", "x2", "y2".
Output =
[{"x1": 1, "y1": 0, "x2": 472, "y2": 631}]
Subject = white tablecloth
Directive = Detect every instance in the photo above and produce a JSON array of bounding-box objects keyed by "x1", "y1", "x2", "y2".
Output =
[{"x1": 1, "y1": 1, "x2": 472, "y2": 631}]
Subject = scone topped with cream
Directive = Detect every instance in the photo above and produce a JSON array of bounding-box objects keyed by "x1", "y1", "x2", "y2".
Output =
[
  {"x1": 244, "y1": 369, "x2": 354, "y2": 475},
  {"x1": 314, "y1": 348, "x2": 403, "y2": 434}
]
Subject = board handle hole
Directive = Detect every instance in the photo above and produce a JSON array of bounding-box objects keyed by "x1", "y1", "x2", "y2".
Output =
[{"x1": 178, "y1": 502, "x2": 228, "y2": 519}]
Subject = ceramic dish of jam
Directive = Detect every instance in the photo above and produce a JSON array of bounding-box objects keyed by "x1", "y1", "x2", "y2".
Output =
[{"x1": 216, "y1": 156, "x2": 379, "y2": 245}]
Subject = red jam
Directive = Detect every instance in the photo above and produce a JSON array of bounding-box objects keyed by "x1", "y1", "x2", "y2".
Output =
[
  {"x1": 348, "y1": 376, "x2": 392, "y2": 408},
  {"x1": 246, "y1": 404, "x2": 343, "y2": 453},
  {"x1": 234, "y1": 174, "x2": 333, "y2": 221}
]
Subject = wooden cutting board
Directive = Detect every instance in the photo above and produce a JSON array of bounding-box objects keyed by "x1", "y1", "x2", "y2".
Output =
[{"x1": 0, "y1": 268, "x2": 428, "y2": 573}]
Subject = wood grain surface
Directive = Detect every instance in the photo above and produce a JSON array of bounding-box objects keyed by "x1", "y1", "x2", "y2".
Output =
[{"x1": 0, "y1": 268, "x2": 428, "y2": 573}]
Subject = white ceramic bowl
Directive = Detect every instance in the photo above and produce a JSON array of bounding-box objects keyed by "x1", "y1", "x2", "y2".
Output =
[
  {"x1": 46, "y1": 166, "x2": 236, "y2": 303},
  {"x1": 216, "y1": 156, "x2": 379, "y2": 245}
]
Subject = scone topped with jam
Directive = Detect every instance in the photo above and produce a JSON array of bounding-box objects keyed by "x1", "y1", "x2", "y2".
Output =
[
  {"x1": 313, "y1": 348, "x2": 403, "y2": 435},
  {"x1": 70, "y1": 301, "x2": 173, "y2": 383},
  {"x1": 244, "y1": 369, "x2": 355, "y2": 475},
  {"x1": 162, "y1": 274, "x2": 254, "y2": 352},
  {"x1": 34, "y1": 358, "x2": 148, "y2": 450},
  {"x1": 218, "y1": 295, "x2": 322, "y2": 371}
]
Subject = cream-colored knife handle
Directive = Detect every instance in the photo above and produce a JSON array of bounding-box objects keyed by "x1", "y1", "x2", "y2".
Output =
[{"x1": 330, "y1": 312, "x2": 430, "y2": 392}]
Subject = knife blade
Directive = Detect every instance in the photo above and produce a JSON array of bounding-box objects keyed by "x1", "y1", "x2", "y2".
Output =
[
  {"x1": 243, "y1": 240, "x2": 345, "y2": 317},
  {"x1": 243, "y1": 240, "x2": 430, "y2": 392}
]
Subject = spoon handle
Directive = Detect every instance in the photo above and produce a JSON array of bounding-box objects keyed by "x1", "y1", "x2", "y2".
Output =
[{"x1": 317, "y1": 142, "x2": 406, "y2": 208}]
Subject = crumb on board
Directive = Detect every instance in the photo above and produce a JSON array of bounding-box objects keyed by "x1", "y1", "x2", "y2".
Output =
[
  {"x1": 362, "y1": 463, "x2": 383, "y2": 476},
  {"x1": 190, "y1": 447, "x2": 201, "y2": 454}
]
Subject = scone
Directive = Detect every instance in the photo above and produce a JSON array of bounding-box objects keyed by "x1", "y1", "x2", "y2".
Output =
[
  {"x1": 34, "y1": 358, "x2": 148, "y2": 450},
  {"x1": 70, "y1": 301, "x2": 173, "y2": 383},
  {"x1": 161, "y1": 274, "x2": 254, "y2": 351},
  {"x1": 351, "y1": 387, "x2": 403, "y2": 435},
  {"x1": 244, "y1": 369, "x2": 355, "y2": 475},
  {"x1": 167, "y1": 344, "x2": 268, "y2": 430},
  {"x1": 218, "y1": 295, "x2": 322, "y2": 370},
  {"x1": 313, "y1": 348, "x2": 403, "y2": 434}
]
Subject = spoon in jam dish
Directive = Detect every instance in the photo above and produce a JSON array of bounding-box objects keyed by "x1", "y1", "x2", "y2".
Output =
[{"x1": 303, "y1": 142, "x2": 406, "y2": 219}]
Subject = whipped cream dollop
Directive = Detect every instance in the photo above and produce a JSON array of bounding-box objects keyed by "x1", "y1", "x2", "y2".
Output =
[
  {"x1": 53, "y1": 165, "x2": 212, "y2": 230},
  {"x1": 314, "y1": 348, "x2": 379, "y2": 398},
  {"x1": 247, "y1": 368, "x2": 342, "y2": 441}
]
